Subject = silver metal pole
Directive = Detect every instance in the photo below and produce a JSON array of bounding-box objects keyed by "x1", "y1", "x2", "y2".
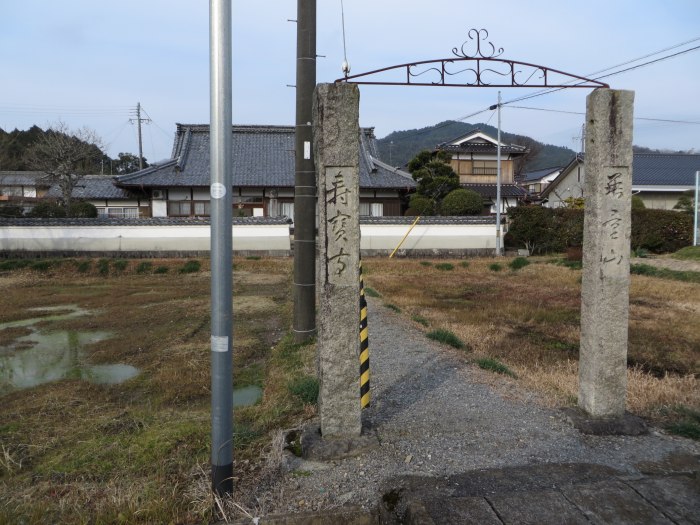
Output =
[
  {"x1": 495, "y1": 91, "x2": 502, "y2": 256},
  {"x1": 694, "y1": 170, "x2": 699, "y2": 246},
  {"x1": 209, "y1": 0, "x2": 233, "y2": 496}
]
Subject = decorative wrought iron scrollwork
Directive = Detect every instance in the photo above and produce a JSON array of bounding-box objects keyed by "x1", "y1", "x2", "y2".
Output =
[
  {"x1": 452, "y1": 29, "x2": 504, "y2": 59},
  {"x1": 335, "y1": 27, "x2": 609, "y2": 89}
]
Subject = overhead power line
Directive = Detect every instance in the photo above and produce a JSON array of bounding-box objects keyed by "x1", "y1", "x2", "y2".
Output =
[{"x1": 508, "y1": 105, "x2": 700, "y2": 125}]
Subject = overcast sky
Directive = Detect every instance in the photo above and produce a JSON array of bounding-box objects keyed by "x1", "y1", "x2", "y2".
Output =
[{"x1": 1, "y1": 0, "x2": 699, "y2": 163}]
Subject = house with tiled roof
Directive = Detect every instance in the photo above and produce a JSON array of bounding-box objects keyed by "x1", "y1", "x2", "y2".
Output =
[
  {"x1": 436, "y1": 129, "x2": 528, "y2": 213},
  {"x1": 519, "y1": 165, "x2": 564, "y2": 197},
  {"x1": 541, "y1": 153, "x2": 700, "y2": 209},
  {"x1": 0, "y1": 171, "x2": 52, "y2": 213},
  {"x1": 114, "y1": 124, "x2": 416, "y2": 220},
  {"x1": 43, "y1": 175, "x2": 147, "y2": 218}
]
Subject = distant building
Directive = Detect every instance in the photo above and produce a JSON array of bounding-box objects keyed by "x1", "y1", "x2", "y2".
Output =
[
  {"x1": 519, "y1": 165, "x2": 565, "y2": 197},
  {"x1": 541, "y1": 153, "x2": 700, "y2": 209},
  {"x1": 0, "y1": 171, "x2": 51, "y2": 213},
  {"x1": 437, "y1": 129, "x2": 528, "y2": 213},
  {"x1": 114, "y1": 124, "x2": 416, "y2": 220}
]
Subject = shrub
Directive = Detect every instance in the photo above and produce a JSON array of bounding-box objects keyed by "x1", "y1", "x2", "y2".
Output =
[
  {"x1": 440, "y1": 188, "x2": 483, "y2": 215},
  {"x1": 112, "y1": 259, "x2": 128, "y2": 272},
  {"x1": 154, "y1": 266, "x2": 169, "y2": 274},
  {"x1": 407, "y1": 194, "x2": 436, "y2": 215},
  {"x1": 508, "y1": 257, "x2": 530, "y2": 271},
  {"x1": 508, "y1": 206, "x2": 692, "y2": 255},
  {"x1": 631, "y1": 195, "x2": 646, "y2": 210},
  {"x1": 506, "y1": 206, "x2": 556, "y2": 254},
  {"x1": 427, "y1": 329, "x2": 467, "y2": 350},
  {"x1": 0, "y1": 204, "x2": 24, "y2": 217},
  {"x1": 68, "y1": 201, "x2": 98, "y2": 218},
  {"x1": 489, "y1": 263, "x2": 503, "y2": 272},
  {"x1": 30, "y1": 260, "x2": 54, "y2": 272},
  {"x1": 27, "y1": 202, "x2": 66, "y2": 218},
  {"x1": 76, "y1": 260, "x2": 92, "y2": 273},
  {"x1": 420, "y1": 261, "x2": 433, "y2": 267},
  {"x1": 459, "y1": 261, "x2": 470, "y2": 268},
  {"x1": 97, "y1": 259, "x2": 110, "y2": 276},
  {"x1": 435, "y1": 262, "x2": 454, "y2": 271},
  {"x1": 136, "y1": 261, "x2": 153, "y2": 274},
  {"x1": 631, "y1": 209, "x2": 693, "y2": 253},
  {"x1": 0, "y1": 260, "x2": 31, "y2": 271},
  {"x1": 179, "y1": 260, "x2": 201, "y2": 273}
]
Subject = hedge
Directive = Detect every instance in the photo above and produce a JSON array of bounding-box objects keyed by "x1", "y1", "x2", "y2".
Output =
[{"x1": 506, "y1": 206, "x2": 693, "y2": 254}]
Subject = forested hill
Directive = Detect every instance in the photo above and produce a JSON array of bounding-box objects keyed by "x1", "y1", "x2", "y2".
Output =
[
  {"x1": 376, "y1": 120, "x2": 577, "y2": 172},
  {"x1": 0, "y1": 126, "x2": 145, "y2": 174}
]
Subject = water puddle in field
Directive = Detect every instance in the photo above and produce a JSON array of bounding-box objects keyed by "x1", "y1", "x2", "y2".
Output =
[
  {"x1": 233, "y1": 385, "x2": 263, "y2": 407},
  {"x1": 0, "y1": 305, "x2": 139, "y2": 393}
]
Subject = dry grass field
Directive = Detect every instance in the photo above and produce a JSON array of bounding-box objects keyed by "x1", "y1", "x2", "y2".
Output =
[
  {"x1": 0, "y1": 254, "x2": 698, "y2": 523},
  {"x1": 362, "y1": 256, "x2": 699, "y2": 427}
]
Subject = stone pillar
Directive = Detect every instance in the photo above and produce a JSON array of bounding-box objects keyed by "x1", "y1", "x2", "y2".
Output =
[
  {"x1": 313, "y1": 82, "x2": 362, "y2": 438},
  {"x1": 579, "y1": 89, "x2": 635, "y2": 417}
]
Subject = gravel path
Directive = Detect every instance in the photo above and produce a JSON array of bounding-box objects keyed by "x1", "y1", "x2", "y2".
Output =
[{"x1": 248, "y1": 298, "x2": 699, "y2": 516}]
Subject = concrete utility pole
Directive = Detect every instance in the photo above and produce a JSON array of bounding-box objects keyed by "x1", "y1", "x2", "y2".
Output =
[
  {"x1": 209, "y1": 0, "x2": 234, "y2": 496},
  {"x1": 129, "y1": 102, "x2": 151, "y2": 170},
  {"x1": 490, "y1": 92, "x2": 503, "y2": 256},
  {"x1": 293, "y1": 0, "x2": 317, "y2": 343}
]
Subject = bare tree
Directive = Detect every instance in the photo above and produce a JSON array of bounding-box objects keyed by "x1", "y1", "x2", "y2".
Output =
[
  {"x1": 511, "y1": 136, "x2": 542, "y2": 181},
  {"x1": 26, "y1": 121, "x2": 104, "y2": 210}
]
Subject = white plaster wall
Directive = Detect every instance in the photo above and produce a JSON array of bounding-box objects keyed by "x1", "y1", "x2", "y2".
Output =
[
  {"x1": 1, "y1": 225, "x2": 291, "y2": 252},
  {"x1": 360, "y1": 223, "x2": 498, "y2": 250}
]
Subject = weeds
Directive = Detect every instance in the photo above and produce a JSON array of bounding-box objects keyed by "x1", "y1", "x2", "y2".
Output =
[
  {"x1": 673, "y1": 246, "x2": 700, "y2": 261},
  {"x1": 384, "y1": 303, "x2": 401, "y2": 313},
  {"x1": 154, "y1": 266, "x2": 169, "y2": 274},
  {"x1": 460, "y1": 261, "x2": 470, "y2": 268},
  {"x1": 631, "y1": 263, "x2": 700, "y2": 283},
  {"x1": 435, "y1": 263, "x2": 454, "y2": 271},
  {"x1": 665, "y1": 406, "x2": 700, "y2": 440},
  {"x1": 136, "y1": 261, "x2": 153, "y2": 274},
  {"x1": 420, "y1": 261, "x2": 433, "y2": 267},
  {"x1": 97, "y1": 258, "x2": 110, "y2": 276},
  {"x1": 427, "y1": 329, "x2": 467, "y2": 350},
  {"x1": 412, "y1": 314, "x2": 429, "y2": 327},
  {"x1": 488, "y1": 263, "x2": 503, "y2": 272},
  {"x1": 288, "y1": 376, "x2": 319, "y2": 404},
  {"x1": 508, "y1": 257, "x2": 530, "y2": 271},
  {"x1": 112, "y1": 259, "x2": 128, "y2": 272},
  {"x1": 76, "y1": 260, "x2": 91, "y2": 273},
  {"x1": 0, "y1": 260, "x2": 31, "y2": 271},
  {"x1": 364, "y1": 286, "x2": 381, "y2": 298},
  {"x1": 179, "y1": 260, "x2": 201, "y2": 273},
  {"x1": 476, "y1": 357, "x2": 517, "y2": 378}
]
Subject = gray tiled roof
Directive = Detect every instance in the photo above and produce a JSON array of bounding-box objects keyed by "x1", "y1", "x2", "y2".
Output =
[
  {"x1": 633, "y1": 154, "x2": 700, "y2": 186},
  {"x1": 461, "y1": 183, "x2": 527, "y2": 198},
  {"x1": 116, "y1": 124, "x2": 416, "y2": 191},
  {"x1": 521, "y1": 166, "x2": 562, "y2": 182},
  {"x1": 0, "y1": 216, "x2": 291, "y2": 227},
  {"x1": 0, "y1": 171, "x2": 52, "y2": 186},
  {"x1": 360, "y1": 216, "x2": 495, "y2": 225},
  {"x1": 438, "y1": 128, "x2": 527, "y2": 156},
  {"x1": 45, "y1": 175, "x2": 139, "y2": 200}
]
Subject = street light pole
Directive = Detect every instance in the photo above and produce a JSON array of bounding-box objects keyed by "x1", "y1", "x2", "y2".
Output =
[
  {"x1": 209, "y1": 0, "x2": 233, "y2": 497},
  {"x1": 492, "y1": 92, "x2": 503, "y2": 256}
]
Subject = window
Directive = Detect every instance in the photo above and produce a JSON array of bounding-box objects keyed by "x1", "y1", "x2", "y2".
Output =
[
  {"x1": 370, "y1": 203, "x2": 383, "y2": 217},
  {"x1": 168, "y1": 201, "x2": 191, "y2": 217},
  {"x1": 359, "y1": 202, "x2": 370, "y2": 216},
  {"x1": 98, "y1": 207, "x2": 139, "y2": 219},
  {"x1": 472, "y1": 160, "x2": 498, "y2": 175},
  {"x1": 280, "y1": 202, "x2": 294, "y2": 221}
]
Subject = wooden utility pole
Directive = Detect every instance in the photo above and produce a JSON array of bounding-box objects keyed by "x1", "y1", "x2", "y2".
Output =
[
  {"x1": 293, "y1": 0, "x2": 317, "y2": 342},
  {"x1": 130, "y1": 102, "x2": 151, "y2": 170}
]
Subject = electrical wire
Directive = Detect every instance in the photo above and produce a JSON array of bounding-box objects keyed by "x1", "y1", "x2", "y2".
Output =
[{"x1": 507, "y1": 105, "x2": 700, "y2": 125}]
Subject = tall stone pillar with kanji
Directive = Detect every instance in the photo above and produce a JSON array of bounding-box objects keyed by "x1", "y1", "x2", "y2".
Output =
[
  {"x1": 579, "y1": 88, "x2": 635, "y2": 417},
  {"x1": 313, "y1": 82, "x2": 362, "y2": 438}
]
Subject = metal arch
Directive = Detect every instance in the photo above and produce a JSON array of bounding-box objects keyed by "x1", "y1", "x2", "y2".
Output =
[{"x1": 335, "y1": 29, "x2": 609, "y2": 89}]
